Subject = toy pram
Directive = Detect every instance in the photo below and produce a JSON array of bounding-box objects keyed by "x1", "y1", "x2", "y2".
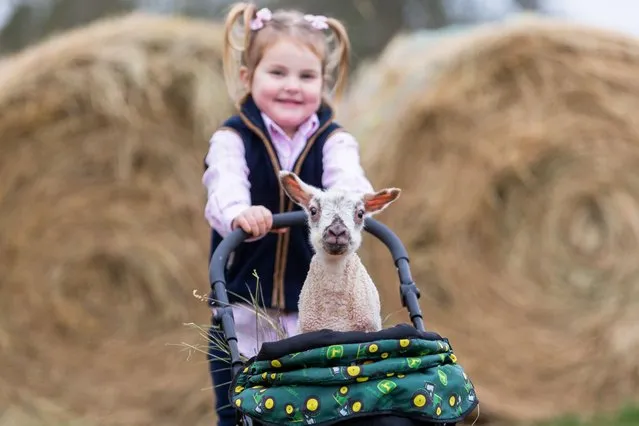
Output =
[{"x1": 209, "y1": 211, "x2": 479, "y2": 426}]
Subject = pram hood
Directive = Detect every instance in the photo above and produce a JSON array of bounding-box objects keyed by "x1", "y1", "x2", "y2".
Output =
[{"x1": 230, "y1": 324, "x2": 478, "y2": 425}]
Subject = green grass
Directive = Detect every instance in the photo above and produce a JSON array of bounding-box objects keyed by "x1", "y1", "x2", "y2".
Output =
[{"x1": 533, "y1": 405, "x2": 639, "y2": 426}]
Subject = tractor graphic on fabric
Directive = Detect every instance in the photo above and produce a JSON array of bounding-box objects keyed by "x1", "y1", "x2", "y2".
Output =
[
  {"x1": 230, "y1": 334, "x2": 479, "y2": 425},
  {"x1": 332, "y1": 385, "x2": 364, "y2": 417}
]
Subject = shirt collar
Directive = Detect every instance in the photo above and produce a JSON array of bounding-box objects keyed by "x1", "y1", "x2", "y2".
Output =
[{"x1": 261, "y1": 112, "x2": 320, "y2": 141}]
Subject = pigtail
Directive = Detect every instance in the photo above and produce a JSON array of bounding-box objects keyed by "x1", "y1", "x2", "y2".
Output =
[
  {"x1": 325, "y1": 17, "x2": 351, "y2": 102},
  {"x1": 222, "y1": 2, "x2": 257, "y2": 103}
]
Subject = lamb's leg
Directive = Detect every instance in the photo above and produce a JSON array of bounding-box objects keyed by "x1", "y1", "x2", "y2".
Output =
[
  {"x1": 359, "y1": 259, "x2": 383, "y2": 332},
  {"x1": 343, "y1": 258, "x2": 383, "y2": 333},
  {"x1": 297, "y1": 313, "x2": 324, "y2": 334},
  {"x1": 348, "y1": 289, "x2": 382, "y2": 333},
  {"x1": 297, "y1": 288, "x2": 310, "y2": 333},
  {"x1": 297, "y1": 280, "x2": 324, "y2": 334},
  {"x1": 364, "y1": 310, "x2": 382, "y2": 332},
  {"x1": 362, "y1": 280, "x2": 383, "y2": 332},
  {"x1": 353, "y1": 312, "x2": 381, "y2": 333},
  {"x1": 371, "y1": 285, "x2": 383, "y2": 331}
]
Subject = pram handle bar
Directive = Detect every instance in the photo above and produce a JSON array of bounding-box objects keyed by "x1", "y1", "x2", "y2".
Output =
[
  {"x1": 208, "y1": 211, "x2": 425, "y2": 385},
  {"x1": 209, "y1": 210, "x2": 424, "y2": 325}
]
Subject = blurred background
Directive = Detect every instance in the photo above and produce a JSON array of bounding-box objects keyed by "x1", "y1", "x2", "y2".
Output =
[
  {"x1": 1, "y1": 1, "x2": 639, "y2": 426},
  {"x1": 4, "y1": 0, "x2": 639, "y2": 66}
]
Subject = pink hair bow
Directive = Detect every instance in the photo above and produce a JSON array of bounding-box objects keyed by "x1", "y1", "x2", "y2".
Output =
[
  {"x1": 250, "y1": 8, "x2": 272, "y2": 30},
  {"x1": 304, "y1": 14, "x2": 328, "y2": 30}
]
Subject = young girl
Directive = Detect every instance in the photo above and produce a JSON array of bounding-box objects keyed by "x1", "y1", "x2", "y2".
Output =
[{"x1": 202, "y1": 3, "x2": 373, "y2": 424}]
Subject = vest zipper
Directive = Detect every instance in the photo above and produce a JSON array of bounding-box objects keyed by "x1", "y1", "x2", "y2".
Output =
[{"x1": 239, "y1": 113, "x2": 287, "y2": 309}]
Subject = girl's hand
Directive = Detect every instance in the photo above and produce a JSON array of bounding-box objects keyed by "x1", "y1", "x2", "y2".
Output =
[{"x1": 232, "y1": 206, "x2": 288, "y2": 238}]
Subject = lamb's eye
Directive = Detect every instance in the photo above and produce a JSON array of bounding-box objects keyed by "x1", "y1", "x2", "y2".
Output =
[
  {"x1": 309, "y1": 206, "x2": 318, "y2": 216},
  {"x1": 357, "y1": 209, "x2": 365, "y2": 219}
]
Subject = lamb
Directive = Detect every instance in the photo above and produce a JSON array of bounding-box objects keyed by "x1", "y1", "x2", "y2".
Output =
[{"x1": 278, "y1": 171, "x2": 401, "y2": 334}]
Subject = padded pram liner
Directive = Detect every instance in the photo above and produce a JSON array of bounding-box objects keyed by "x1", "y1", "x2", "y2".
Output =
[{"x1": 230, "y1": 324, "x2": 478, "y2": 426}]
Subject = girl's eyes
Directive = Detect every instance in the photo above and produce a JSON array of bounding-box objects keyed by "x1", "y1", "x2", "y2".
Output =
[{"x1": 268, "y1": 70, "x2": 318, "y2": 80}]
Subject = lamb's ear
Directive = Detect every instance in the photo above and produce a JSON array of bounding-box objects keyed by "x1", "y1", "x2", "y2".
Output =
[
  {"x1": 279, "y1": 171, "x2": 317, "y2": 208},
  {"x1": 363, "y1": 188, "x2": 401, "y2": 214}
]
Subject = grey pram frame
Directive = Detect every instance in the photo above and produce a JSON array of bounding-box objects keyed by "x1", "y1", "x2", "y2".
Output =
[{"x1": 209, "y1": 211, "x2": 430, "y2": 426}]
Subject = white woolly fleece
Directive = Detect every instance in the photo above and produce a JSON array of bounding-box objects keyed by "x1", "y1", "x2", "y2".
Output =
[{"x1": 297, "y1": 252, "x2": 382, "y2": 334}]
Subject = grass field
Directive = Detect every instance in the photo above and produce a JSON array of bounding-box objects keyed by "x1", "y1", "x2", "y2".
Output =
[
  {"x1": 534, "y1": 405, "x2": 639, "y2": 426},
  {"x1": 1, "y1": 403, "x2": 637, "y2": 426}
]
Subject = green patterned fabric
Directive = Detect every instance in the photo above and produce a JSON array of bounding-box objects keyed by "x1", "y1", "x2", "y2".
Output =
[{"x1": 230, "y1": 336, "x2": 478, "y2": 425}]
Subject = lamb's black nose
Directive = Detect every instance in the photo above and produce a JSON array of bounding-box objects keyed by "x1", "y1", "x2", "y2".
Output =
[{"x1": 327, "y1": 223, "x2": 347, "y2": 238}]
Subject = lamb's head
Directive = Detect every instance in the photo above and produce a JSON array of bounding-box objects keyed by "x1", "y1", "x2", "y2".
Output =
[{"x1": 279, "y1": 171, "x2": 401, "y2": 258}]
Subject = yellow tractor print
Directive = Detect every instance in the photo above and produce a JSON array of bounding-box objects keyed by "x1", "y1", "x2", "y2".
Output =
[
  {"x1": 301, "y1": 395, "x2": 321, "y2": 424},
  {"x1": 252, "y1": 391, "x2": 275, "y2": 415},
  {"x1": 283, "y1": 402, "x2": 305, "y2": 423},
  {"x1": 331, "y1": 385, "x2": 364, "y2": 417}
]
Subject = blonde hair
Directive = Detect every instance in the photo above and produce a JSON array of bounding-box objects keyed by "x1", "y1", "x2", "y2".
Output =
[{"x1": 222, "y1": 2, "x2": 351, "y2": 107}]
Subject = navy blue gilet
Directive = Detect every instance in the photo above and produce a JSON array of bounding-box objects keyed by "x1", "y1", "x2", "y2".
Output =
[{"x1": 206, "y1": 95, "x2": 342, "y2": 312}]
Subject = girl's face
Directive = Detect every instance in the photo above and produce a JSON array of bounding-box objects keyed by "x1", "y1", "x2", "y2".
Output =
[{"x1": 242, "y1": 38, "x2": 323, "y2": 138}]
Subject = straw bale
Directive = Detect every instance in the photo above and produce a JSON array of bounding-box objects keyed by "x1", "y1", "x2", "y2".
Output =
[
  {"x1": 338, "y1": 23, "x2": 473, "y2": 152},
  {"x1": 342, "y1": 17, "x2": 639, "y2": 423},
  {"x1": 0, "y1": 12, "x2": 232, "y2": 425}
]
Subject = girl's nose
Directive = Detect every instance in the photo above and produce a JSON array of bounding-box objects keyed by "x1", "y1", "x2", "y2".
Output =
[{"x1": 284, "y1": 77, "x2": 301, "y2": 91}]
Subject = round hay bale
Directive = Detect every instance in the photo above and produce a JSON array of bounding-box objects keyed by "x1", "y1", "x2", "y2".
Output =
[
  {"x1": 338, "y1": 23, "x2": 473, "y2": 149},
  {"x1": 0, "y1": 12, "x2": 232, "y2": 425},
  {"x1": 343, "y1": 17, "x2": 639, "y2": 423}
]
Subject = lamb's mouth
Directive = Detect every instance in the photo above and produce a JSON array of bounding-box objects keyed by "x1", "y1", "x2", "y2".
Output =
[{"x1": 323, "y1": 242, "x2": 348, "y2": 255}]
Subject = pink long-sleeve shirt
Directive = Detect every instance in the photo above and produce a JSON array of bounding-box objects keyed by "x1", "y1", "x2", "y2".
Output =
[{"x1": 202, "y1": 112, "x2": 374, "y2": 236}]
